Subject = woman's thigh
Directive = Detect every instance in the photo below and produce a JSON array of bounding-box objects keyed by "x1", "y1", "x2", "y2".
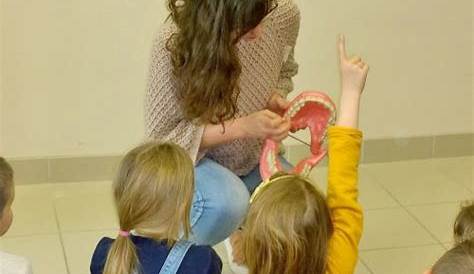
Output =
[{"x1": 189, "y1": 158, "x2": 250, "y2": 245}]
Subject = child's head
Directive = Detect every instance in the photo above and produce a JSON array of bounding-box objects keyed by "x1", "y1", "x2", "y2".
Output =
[
  {"x1": 0, "y1": 157, "x2": 14, "y2": 237},
  {"x1": 242, "y1": 173, "x2": 333, "y2": 274},
  {"x1": 430, "y1": 239, "x2": 474, "y2": 274},
  {"x1": 424, "y1": 201, "x2": 474, "y2": 274},
  {"x1": 453, "y1": 201, "x2": 474, "y2": 244},
  {"x1": 103, "y1": 142, "x2": 195, "y2": 274}
]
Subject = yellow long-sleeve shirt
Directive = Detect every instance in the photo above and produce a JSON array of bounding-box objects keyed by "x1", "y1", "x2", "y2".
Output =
[{"x1": 326, "y1": 126, "x2": 364, "y2": 274}]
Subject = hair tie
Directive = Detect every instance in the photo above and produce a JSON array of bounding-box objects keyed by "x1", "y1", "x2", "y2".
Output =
[{"x1": 118, "y1": 230, "x2": 130, "y2": 237}]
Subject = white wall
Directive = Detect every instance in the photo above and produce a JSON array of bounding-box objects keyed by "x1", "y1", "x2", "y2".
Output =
[
  {"x1": 2, "y1": 0, "x2": 167, "y2": 157},
  {"x1": 290, "y1": 0, "x2": 473, "y2": 142},
  {"x1": 1, "y1": 0, "x2": 473, "y2": 158}
]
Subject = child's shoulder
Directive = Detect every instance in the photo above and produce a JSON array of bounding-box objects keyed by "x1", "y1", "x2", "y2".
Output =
[
  {"x1": 0, "y1": 250, "x2": 32, "y2": 274},
  {"x1": 185, "y1": 244, "x2": 222, "y2": 263},
  {"x1": 90, "y1": 236, "x2": 222, "y2": 274},
  {"x1": 179, "y1": 244, "x2": 223, "y2": 274},
  {"x1": 90, "y1": 237, "x2": 114, "y2": 274}
]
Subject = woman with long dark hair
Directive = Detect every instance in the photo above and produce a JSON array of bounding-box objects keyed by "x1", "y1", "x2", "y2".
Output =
[{"x1": 145, "y1": 0, "x2": 300, "y2": 270}]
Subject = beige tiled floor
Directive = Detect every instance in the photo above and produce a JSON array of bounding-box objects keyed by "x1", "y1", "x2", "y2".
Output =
[{"x1": 0, "y1": 157, "x2": 472, "y2": 274}]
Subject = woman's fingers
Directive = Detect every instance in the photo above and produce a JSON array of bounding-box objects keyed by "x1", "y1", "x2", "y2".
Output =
[
  {"x1": 276, "y1": 96, "x2": 290, "y2": 110},
  {"x1": 270, "y1": 120, "x2": 291, "y2": 141},
  {"x1": 263, "y1": 109, "x2": 281, "y2": 120}
]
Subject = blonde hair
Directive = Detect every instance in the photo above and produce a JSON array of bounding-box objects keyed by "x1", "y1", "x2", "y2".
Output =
[
  {"x1": 103, "y1": 142, "x2": 195, "y2": 274},
  {"x1": 242, "y1": 174, "x2": 333, "y2": 274}
]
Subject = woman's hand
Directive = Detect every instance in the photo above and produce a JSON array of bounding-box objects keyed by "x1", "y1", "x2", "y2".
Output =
[
  {"x1": 267, "y1": 92, "x2": 290, "y2": 116},
  {"x1": 238, "y1": 110, "x2": 290, "y2": 142}
]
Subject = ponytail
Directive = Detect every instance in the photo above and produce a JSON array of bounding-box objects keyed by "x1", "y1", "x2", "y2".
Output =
[{"x1": 103, "y1": 234, "x2": 139, "y2": 274}]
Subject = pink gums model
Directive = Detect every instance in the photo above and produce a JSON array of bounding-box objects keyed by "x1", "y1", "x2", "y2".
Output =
[{"x1": 259, "y1": 91, "x2": 336, "y2": 181}]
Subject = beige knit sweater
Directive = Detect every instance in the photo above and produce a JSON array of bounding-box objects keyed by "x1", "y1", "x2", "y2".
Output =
[{"x1": 145, "y1": 0, "x2": 300, "y2": 176}]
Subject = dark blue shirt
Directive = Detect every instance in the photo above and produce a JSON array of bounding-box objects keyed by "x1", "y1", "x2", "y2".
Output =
[{"x1": 90, "y1": 235, "x2": 222, "y2": 274}]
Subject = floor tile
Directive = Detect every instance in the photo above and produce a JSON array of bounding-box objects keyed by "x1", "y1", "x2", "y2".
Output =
[
  {"x1": 355, "y1": 260, "x2": 372, "y2": 274},
  {"x1": 4, "y1": 156, "x2": 472, "y2": 274},
  {"x1": 360, "y1": 207, "x2": 437, "y2": 250},
  {"x1": 407, "y1": 202, "x2": 461, "y2": 243},
  {"x1": 14, "y1": 181, "x2": 112, "y2": 199},
  {"x1": 62, "y1": 230, "x2": 116, "y2": 274},
  {"x1": 5, "y1": 186, "x2": 58, "y2": 237},
  {"x1": 310, "y1": 167, "x2": 328, "y2": 194},
  {"x1": 361, "y1": 245, "x2": 445, "y2": 274},
  {"x1": 310, "y1": 166, "x2": 399, "y2": 210},
  {"x1": 52, "y1": 181, "x2": 113, "y2": 198},
  {"x1": 55, "y1": 192, "x2": 118, "y2": 232},
  {"x1": 358, "y1": 168, "x2": 399, "y2": 210},
  {"x1": 434, "y1": 156, "x2": 474, "y2": 192},
  {"x1": 364, "y1": 160, "x2": 471, "y2": 205},
  {"x1": 0, "y1": 234, "x2": 68, "y2": 274}
]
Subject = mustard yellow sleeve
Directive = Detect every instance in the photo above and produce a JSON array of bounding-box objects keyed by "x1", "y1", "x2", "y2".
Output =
[{"x1": 325, "y1": 126, "x2": 364, "y2": 274}]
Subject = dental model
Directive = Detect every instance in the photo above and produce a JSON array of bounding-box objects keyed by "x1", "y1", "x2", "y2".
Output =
[{"x1": 252, "y1": 91, "x2": 336, "y2": 203}]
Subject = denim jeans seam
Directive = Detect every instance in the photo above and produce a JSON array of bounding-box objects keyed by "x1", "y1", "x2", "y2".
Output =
[{"x1": 191, "y1": 189, "x2": 205, "y2": 227}]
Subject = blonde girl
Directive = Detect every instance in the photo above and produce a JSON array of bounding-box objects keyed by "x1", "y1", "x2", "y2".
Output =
[
  {"x1": 90, "y1": 142, "x2": 222, "y2": 274},
  {"x1": 240, "y1": 35, "x2": 369, "y2": 274}
]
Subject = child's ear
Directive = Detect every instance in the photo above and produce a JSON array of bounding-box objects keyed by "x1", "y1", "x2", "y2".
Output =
[{"x1": 423, "y1": 269, "x2": 432, "y2": 274}]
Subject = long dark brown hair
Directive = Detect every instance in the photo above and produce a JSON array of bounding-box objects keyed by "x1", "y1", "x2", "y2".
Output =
[{"x1": 167, "y1": 0, "x2": 276, "y2": 124}]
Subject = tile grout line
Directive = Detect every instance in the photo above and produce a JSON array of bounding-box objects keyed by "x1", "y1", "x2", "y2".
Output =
[
  {"x1": 358, "y1": 257, "x2": 374, "y2": 274},
  {"x1": 402, "y1": 205, "x2": 445, "y2": 247},
  {"x1": 366, "y1": 169, "x2": 446, "y2": 248},
  {"x1": 52, "y1": 200, "x2": 71, "y2": 274},
  {"x1": 360, "y1": 242, "x2": 445, "y2": 252}
]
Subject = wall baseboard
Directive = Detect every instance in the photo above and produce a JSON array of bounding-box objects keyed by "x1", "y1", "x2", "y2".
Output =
[{"x1": 7, "y1": 133, "x2": 473, "y2": 185}]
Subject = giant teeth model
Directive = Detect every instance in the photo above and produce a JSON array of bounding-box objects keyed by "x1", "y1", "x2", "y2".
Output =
[{"x1": 251, "y1": 91, "x2": 336, "y2": 203}]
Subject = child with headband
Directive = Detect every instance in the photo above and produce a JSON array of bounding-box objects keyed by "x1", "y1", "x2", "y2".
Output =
[
  {"x1": 90, "y1": 142, "x2": 222, "y2": 274},
  {"x1": 237, "y1": 35, "x2": 369, "y2": 274}
]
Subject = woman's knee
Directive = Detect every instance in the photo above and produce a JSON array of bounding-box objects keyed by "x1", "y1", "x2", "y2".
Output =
[{"x1": 191, "y1": 159, "x2": 250, "y2": 244}]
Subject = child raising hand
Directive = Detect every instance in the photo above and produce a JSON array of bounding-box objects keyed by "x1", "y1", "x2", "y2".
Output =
[{"x1": 239, "y1": 35, "x2": 369, "y2": 274}]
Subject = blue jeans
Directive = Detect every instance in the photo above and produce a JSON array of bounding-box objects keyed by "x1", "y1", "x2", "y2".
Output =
[{"x1": 189, "y1": 157, "x2": 292, "y2": 245}]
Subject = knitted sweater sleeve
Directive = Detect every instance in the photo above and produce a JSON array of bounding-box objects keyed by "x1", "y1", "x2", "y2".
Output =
[
  {"x1": 276, "y1": 47, "x2": 298, "y2": 97},
  {"x1": 274, "y1": 0, "x2": 300, "y2": 97},
  {"x1": 144, "y1": 27, "x2": 205, "y2": 162}
]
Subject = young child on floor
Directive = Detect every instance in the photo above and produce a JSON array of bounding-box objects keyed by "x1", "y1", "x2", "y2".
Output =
[
  {"x1": 0, "y1": 157, "x2": 33, "y2": 274},
  {"x1": 424, "y1": 202, "x2": 474, "y2": 274},
  {"x1": 237, "y1": 35, "x2": 369, "y2": 274},
  {"x1": 90, "y1": 142, "x2": 222, "y2": 274}
]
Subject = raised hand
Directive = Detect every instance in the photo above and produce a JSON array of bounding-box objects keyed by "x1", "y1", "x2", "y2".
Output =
[
  {"x1": 338, "y1": 34, "x2": 369, "y2": 95},
  {"x1": 336, "y1": 35, "x2": 370, "y2": 128}
]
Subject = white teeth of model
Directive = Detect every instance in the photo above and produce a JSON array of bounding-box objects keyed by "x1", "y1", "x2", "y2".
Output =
[
  {"x1": 288, "y1": 108, "x2": 296, "y2": 118},
  {"x1": 295, "y1": 104, "x2": 303, "y2": 113}
]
